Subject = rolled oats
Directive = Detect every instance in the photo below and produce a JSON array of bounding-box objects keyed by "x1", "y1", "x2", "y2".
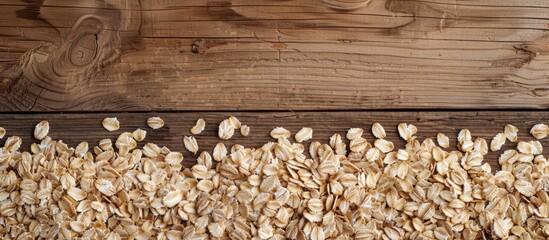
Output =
[
  {"x1": 346, "y1": 128, "x2": 363, "y2": 140},
  {"x1": 258, "y1": 226, "x2": 274, "y2": 239},
  {"x1": 398, "y1": 123, "x2": 417, "y2": 141},
  {"x1": 374, "y1": 138, "x2": 394, "y2": 153},
  {"x1": 240, "y1": 125, "x2": 250, "y2": 136},
  {"x1": 165, "y1": 152, "x2": 183, "y2": 165},
  {"x1": 228, "y1": 116, "x2": 241, "y2": 129},
  {"x1": 132, "y1": 128, "x2": 147, "y2": 142},
  {"x1": 530, "y1": 124, "x2": 549, "y2": 139},
  {"x1": 191, "y1": 118, "x2": 206, "y2": 135},
  {"x1": 372, "y1": 122, "x2": 386, "y2": 139},
  {"x1": 517, "y1": 140, "x2": 542, "y2": 155},
  {"x1": 163, "y1": 190, "x2": 183, "y2": 207},
  {"x1": 218, "y1": 119, "x2": 235, "y2": 140},
  {"x1": 147, "y1": 117, "x2": 164, "y2": 129},
  {"x1": 184, "y1": 136, "x2": 199, "y2": 154},
  {"x1": 504, "y1": 124, "x2": 519, "y2": 142},
  {"x1": 1, "y1": 119, "x2": 547, "y2": 240},
  {"x1": 102, "y1": 117, "x2": 120, "y2": 131},
  {"x1": 437, "y1": 133, "x2": 449, "y2": 148},
  {"x1": 213, "y1": 142, "x2": 227, "y2": 161},
  {"x1": 34, "y1": 120, "x2": 49, "y2": 140},
  {"x1": 270, "y1": 127, "x2": 291, "y2": 139},
  {"x1": 490, "y1": 133, "x2": 506, "y2": 151},
  {"x1": 295, "y1": 127, "x2": 313, "y2": 143}
]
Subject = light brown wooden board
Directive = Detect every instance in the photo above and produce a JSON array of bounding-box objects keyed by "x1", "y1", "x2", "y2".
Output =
[
  {"x1": 1, "y1": 111, "x2": 547, "y2": 170},
  {"x1": 1, "y1": 0, "x2": 548, "y2": 111}
]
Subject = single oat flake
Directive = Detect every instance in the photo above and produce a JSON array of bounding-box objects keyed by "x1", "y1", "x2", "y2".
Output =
[
  {"x1": 270, "y1": 127, "x2": 291, "y2": 139},
  {"x1": 437, "y1": 133, "x2": 450, "y2": 148},
  {"x1": 34, "y1": 120, "x2": 49, "y2": 140},
  {"x1": 530, "y1": 124, "x2": 549, "y2": 139},
  {"x1": 240, "y1": 125, "x2": 250, "y2": 136},
  {"x1": 183, "y1": 136, "x2": 199, "y2": 154},
  {"x1": 490, "y1": 133, "x2": 506, "y2": 151},
  {"x1": 102, "y1": 117, "x2": 119, "y2": 132},
  {"x1": 371, "y1": 122, "x2": 386, "y2": 139},
  {"x1": 398, "y1": 123, "x2": 417, "y2": 141},
  {"x1": 228, "y1": 116, "x2": 241, "y2": 129},
  {"x1": 132, "y1": 128, "x2": 147, "y2": 142},
  {"x1": 295, "y1": 127, "x2": 313, "y2": 143},
  {"x1": 213, "y1": 142, "x2": 227, "y2": 161},
  {"x1": 191, "y1": 118, "x2": 206, "y2": 135},
  {"x1": 218, "y1": 119, "x2": 235, "y2": 140},
  {"x1": 346, "y1": 128, "x2": 363, "y2": 140},
  {"x1": 504, "y1": 124, "x2": 519, "y2": 142},
  {"x1": 147, "y1": 117, "x2": 164, "y2": 129}
]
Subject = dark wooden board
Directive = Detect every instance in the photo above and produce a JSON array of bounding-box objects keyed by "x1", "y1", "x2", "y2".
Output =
[
  {"x1": 1, "y1": 0, "x2": 549, "y2": 111},
  {"x1": 1, "y1": 111, "x2": 547, "y2": 169}
]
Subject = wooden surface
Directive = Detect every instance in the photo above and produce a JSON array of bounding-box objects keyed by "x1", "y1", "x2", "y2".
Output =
[
  {"x1": 1, "y1": 0, "x2": 549, "y2": 111},
  {"x1": 1, "y1": 111, "x2": 547, "y2": 170}
]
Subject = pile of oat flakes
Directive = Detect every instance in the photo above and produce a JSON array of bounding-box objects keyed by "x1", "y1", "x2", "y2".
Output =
[{"x1": 0, "y1": 117, "x2": 548, "y2": 239}]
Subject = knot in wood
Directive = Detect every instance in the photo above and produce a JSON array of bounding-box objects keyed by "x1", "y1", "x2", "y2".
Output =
[{"x1": 68, "y1": 33, "x2": 98, "y2": 67}]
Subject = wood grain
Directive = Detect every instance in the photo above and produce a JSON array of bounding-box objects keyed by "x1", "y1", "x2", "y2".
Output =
[
  {"x1": 1, "y1": 111, "x2": 547, "y2": 170},
  {"x1": 0, "y1": 0, "x2": 548, "y2": 111}
]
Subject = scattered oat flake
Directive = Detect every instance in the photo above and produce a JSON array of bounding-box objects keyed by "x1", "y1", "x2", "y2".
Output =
[
  {"x1": 147, "y1": 117, "x2": 164, "y2": 129},
  {"x1": 228, "y1": 116, "x2": 241, "y2": 129},
  {"x1": 474, "y1": 137, "x2": 488, "y2": 156},
  {"x1": 504, "y1": 124, "x2": 519, "y2": 142},
  {"x1": 346, "y1": 128, "x2": 363, "y2": 140},
  {"x1": 374, "y1": 138, "x2": 394, "y2": 153},
  {"x1": 0, "y1": 127, "x2": 5, "y2": 139},
  {"x1": 530, "y1": 124, "x2": 549, "y2": 139},
  {"x1": 295, "y1": 127, "x2": 313, "y2": 143},
  {"x1": 213, "y1": 142, "x2": 227, "y2": 161},
  {"x1": 102, "y1": 117, "x2": 120, "y2": 132},
  {"x1": 34, "y1": 120, "x2": 49, "y2": 140},
  {"x1": 490, "y1": 133, "x2": 506, "y2": 152},
  {"x1": 143, "y1": 142, "x2": 160, "y2": 157},
  {"x1": 372, "y1": 122, "x2": 386, "y2": 139},
  {"x1": 218, "y1": 119, "x2": 235, "y2": 140},
  {"x1": 437, "y1": 133, "x2": 449, "y2": 148},
  {"x1": 183, "y1": 136, "x2": 199, "y2": 154},
  {"x1": 517, "y1": 140, "x2": 542, "y2": 155},
  {"x1": 270, "y1": 127, "x2": 290, "y2": 139},
  {"x1": 458, "y1": 129, "x2": 472, "y2": 143},
  {"x1": 350, "y1": 137, "x2": 367, "y2": 153},
  {"x1": 191, "y1": 118, "x2": 206, "y2": 135},
  {"x1": 165, "y1": 152, "x2": 183, "y2": 165},
  {"x1": 398, "y1": 123, "x2": 417, "y2": 141},
  {"x1": 132, "y1": 128, "x2": 147, "y2": 142},
  {"x1": 240, "y1": 125, "x2": 250, "y2": 136}
]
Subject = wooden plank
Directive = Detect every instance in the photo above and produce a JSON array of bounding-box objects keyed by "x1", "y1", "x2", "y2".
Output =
[
  {"x1": 0, "y1": 0, "x2": 548, "y2": 111},
  {"x1": 0, "y1": 111, "x2": 547, "y2": 170}
]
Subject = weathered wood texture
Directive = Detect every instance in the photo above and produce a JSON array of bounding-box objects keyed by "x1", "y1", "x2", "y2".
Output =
[
  {"x1": 0, "y1": 0, "x2": 548, "y2": 111},
  {"x1": 1, "y1": 111, "x2": 547, "y2": 169}
]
